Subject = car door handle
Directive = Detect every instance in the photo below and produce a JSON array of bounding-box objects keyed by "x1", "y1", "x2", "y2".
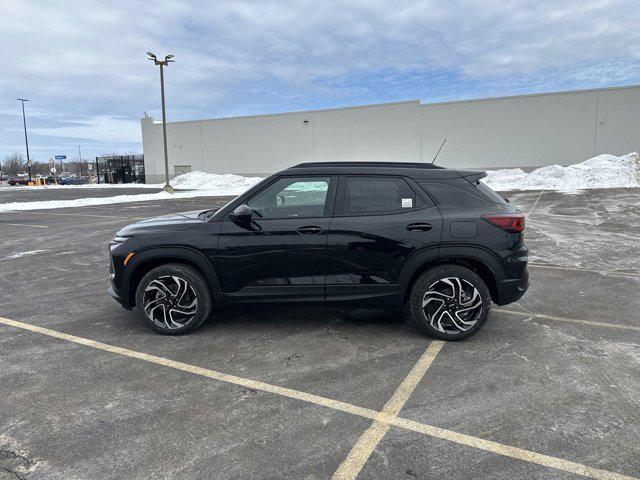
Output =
[
  {"x1": 406, "y1": 223, "x2": 432, "y2": 232},
  {"x1": 297, "y1": 225, "x2": 324, "y2": 234}
]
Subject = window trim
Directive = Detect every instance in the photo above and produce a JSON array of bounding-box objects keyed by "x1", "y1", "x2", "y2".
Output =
[
  {"x1": 233, "y1": 174, "x2": 338, "y2": 220},
  {"x1": 333, "y1": 175, "x2": 434, "y2": 218}
]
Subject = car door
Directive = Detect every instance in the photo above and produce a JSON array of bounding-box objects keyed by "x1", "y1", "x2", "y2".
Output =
[
  {"x1": 325, "y1": 175, "x2": 443, "y2": 305},
  {"x1": 218, "y1": 175, "x2": 337, "y2": 303}
]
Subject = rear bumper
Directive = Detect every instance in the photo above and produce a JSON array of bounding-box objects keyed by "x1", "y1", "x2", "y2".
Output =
[{"x1": 495, "y1": 268, "x2": 529, "y2": 306}]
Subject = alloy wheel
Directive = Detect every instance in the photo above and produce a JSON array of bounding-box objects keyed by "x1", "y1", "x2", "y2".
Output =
[
  {"x1": 143, "y1": 275, "x2": 198, "y2": 330},
  {"x1": 421, "y1": 277, "x2": 483, "y2": 334}
]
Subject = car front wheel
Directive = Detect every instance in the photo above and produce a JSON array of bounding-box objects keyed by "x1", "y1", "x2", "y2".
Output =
[
  {"x1": 408, "y1": 265, "x2": 491, "y2": 340},
  {"x1": 135, "y1": 263, "x2": 212, "y2": 335}
]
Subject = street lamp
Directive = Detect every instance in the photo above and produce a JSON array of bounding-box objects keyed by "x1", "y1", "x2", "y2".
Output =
[
  {"x1": 147, "y1": 52, "x2": 175, "y2": 193},
  {"x1": 77, "y1": 145, "x2": 82, "y2": 176},
  {"x1": 17, "y1": 98, "x2": 32, "y2": 182}
]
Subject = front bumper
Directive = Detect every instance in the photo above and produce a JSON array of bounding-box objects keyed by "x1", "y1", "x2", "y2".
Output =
[
  {"x1": 495, "y1": 268, "x2": 529, "y2": 306},
  {"x1": 108, "y1": 237, "x2": 139, "y2": 311},
  {"x1": 108, "y1": 285, "x2": 133, "y2": 310}
]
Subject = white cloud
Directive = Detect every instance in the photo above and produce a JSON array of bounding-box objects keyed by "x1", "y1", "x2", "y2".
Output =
[
  {"x1": 32, "y1": 116, "x2": 141, "y2": 143},
  {"x1": 1, "y1": 0, "x2": 639, "y2": 159}
]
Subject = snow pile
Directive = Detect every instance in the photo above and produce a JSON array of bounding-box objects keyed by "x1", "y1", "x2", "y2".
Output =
[
  {"x1": 0, "y1": 171, "x2": 264, "y2": 213},
  {"x1": 0, "y1": 190, "x2": 241, "y2": 213},
  {"x1": 169, "y1": 171, "x2": 263, "y2": 194},
  {"x1": 483, "y1": 152, "x2": 640, "y2": 192}
]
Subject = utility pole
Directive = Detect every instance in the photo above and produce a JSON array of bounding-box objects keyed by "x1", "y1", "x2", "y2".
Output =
[
  {"x1": 147, "y1": 52, "x2": 175, "y2": 193},
  {"x1": 77, "y1": 145, "x2": 82, "y2": 176},
  {"x1": 17, "y1": 98, "x2": 32, "y2": 182}
]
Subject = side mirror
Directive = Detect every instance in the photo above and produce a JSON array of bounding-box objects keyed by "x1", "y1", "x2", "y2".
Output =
[{"x1": 230, "y1": 204, "x2": 252, "y2": 223}]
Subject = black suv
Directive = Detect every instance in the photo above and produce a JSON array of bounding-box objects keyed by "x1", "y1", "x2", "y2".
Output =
[{"x1": 109, "y1": 162, "x2": 528, "y2": 339}]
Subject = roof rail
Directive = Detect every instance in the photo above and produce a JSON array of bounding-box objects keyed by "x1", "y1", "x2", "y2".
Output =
[{"x1": 291, "y1": 161, "x2": 444, "y2": 169}]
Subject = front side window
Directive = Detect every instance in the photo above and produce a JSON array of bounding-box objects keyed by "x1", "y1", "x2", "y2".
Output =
[
  {"x1": 341, "y1": 176, "x2": 418, "y2": 215},
  {"x1": 247, "y1": 176, "x2": 330, "y2": 219}
]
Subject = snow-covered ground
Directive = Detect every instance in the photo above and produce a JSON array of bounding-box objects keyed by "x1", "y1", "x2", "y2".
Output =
[
  {"x1": 483, "y1": 152, "x2": 640, "y2": 192},
  {"x1": 1, "y1": 153, "x2": 638, "y2": 213},
  {"x1": 0, "y1": 171, "x2": 261, "y2": 192},
  {"x1": 0, "y1": 250, "x2": 47, "y2": 261},
  {"x1": 0, "y1": 172, "x2": 263, "y2": 213}
]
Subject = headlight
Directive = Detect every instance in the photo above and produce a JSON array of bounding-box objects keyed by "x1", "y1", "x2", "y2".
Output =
[{"x1": 111, "y1": 235, "x2": 131, "y2": 243}]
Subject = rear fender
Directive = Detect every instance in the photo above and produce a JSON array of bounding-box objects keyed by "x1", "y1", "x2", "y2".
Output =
[{"x1": 399, "y1": 245, "x2": 504, "y2": 305}]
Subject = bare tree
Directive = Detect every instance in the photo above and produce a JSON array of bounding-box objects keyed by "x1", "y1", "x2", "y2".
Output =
[{"x1": 2, "y1": 152, "x2": 25, "y2": 176}]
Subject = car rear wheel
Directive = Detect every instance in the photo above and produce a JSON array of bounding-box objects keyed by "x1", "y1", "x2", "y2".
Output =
[
  {"x1": 408, "y1": 265, "x2": 490, "y2": 340},
  {"x1": 135, "y1": 263, "x2": 212, "y2": 335}
]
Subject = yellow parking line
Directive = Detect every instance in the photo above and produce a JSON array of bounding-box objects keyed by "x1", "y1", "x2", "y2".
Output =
[
  {"x1": 0, "y1": 316, "x2": 636, "y2": 480},
  {"x1": 393, "y1": 417, "x2": 637, "y2": 480},
  {"x1": 0, "y1": 316, "x2": 378, "y2": 421},
  {"x1": 332, "y1": 341, "x2": 445, "y2": 480},
  {"x1": 527, "y1": 190, "x2": 544, "y2": 215},
  {"x1": 494, "y1": 308, "x2": 640, "y2": 332}
]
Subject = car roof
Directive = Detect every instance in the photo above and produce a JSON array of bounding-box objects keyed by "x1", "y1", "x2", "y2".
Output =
[{"x1": 281, "y1": 161, "x2": 475, "y2": 180}]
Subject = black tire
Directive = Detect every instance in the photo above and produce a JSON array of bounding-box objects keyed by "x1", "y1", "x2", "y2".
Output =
[
  {"x1": 408, "y1": 265, "x2": 491, "y2": 340},
  {"x1": 135, "y1": 263, "x2": 213, "y2": 335}
]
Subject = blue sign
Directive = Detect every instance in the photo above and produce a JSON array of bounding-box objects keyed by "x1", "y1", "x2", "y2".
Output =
[{"x1": 55, "y1": 155, "x2": 66, "y2": 160}]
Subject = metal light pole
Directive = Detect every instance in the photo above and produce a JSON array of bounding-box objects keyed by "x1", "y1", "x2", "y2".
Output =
[
  {"x1": 77, "y1": 145, "x2": 82, "y2": 176},
  {"x1": 17, "y1": 98, "x2": 32, "y2": 182},
  {"x1": 147, "y1": 52, "x2": 175, "y2": 193}
]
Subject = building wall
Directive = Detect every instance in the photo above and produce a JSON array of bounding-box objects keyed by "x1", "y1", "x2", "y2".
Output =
[{"x1": 141, "y1": 85, "x2": 640, "y2": 182}]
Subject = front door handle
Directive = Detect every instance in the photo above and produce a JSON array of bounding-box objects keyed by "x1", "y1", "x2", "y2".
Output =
[
  {"x1": 297, "y1": 225, "x2": 323, "y2": 234},
  {"x1": 406, "y1": 223, "x2": 432, "y2": 232}
]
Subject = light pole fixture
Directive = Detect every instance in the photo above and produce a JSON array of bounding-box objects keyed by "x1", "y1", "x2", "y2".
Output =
[
  {"x1": 17, "y1": 98, "x2": 32, "y2": 182},
  {"x1": 147, "y1": 52, "x2": 175, "y2": 193},
  {"x1": 77, "y1": 145, "x2": 82, "y2": 176}
]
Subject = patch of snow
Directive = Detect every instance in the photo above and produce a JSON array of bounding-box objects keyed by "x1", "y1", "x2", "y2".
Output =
[
  {"x1": 483, "y1": 152, "x2": 640, "y2": 192},
  {"x1": 0, "y1": 183, "x2": 159, "y2": 191},
  {"x1": 1, "y1": 250, "x2": 47, "y2": 260},
  {"x1": 0, "y1": 172, "x2": 264, "y2": 213},
  {"x1": 0, "y1": 190, "x2": 225, "y2": 213},
  {"x1": 0, "y1": 171, "x2": 263, "y2": 193}
]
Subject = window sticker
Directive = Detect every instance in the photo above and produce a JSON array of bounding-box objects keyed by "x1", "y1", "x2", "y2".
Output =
[{"x1": 402, "y1": 198, "x2": 413, "y2": 208}]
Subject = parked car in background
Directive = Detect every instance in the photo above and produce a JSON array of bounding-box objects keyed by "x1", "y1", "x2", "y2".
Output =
[
  {"x1": 8, "y1": 176, "x2": 30, "y2": 186},
  {"x1": 109, "y1": 161, "x2": 529, "y2": 339},
  {"x1": 59, "y1": 175, "x2": 87, "y2": 185}
]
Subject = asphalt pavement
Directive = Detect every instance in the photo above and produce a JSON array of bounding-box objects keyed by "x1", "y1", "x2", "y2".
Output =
[{"x1": 0, "y1": 188, "x2": 638, "y2": 479}]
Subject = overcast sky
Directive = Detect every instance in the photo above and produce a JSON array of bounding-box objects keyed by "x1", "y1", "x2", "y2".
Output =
[{"x1": 1, "y1": 0, "x2": 639, "y2": 162}]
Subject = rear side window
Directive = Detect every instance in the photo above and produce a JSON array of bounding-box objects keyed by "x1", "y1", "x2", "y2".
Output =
[
  {"x1": 341, "y1": 176, "x2": 418, "y2": 215},
  {"x1": 419, "y1": 182, "x2": 493, "y2": 211},
  {"x1": 476, "y1": 181, "x2": 508, "y2": 205}
]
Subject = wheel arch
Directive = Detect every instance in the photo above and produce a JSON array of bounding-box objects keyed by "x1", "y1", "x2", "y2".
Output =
[
  {"x1": 400, "y1": 247, "x2": 502, "y2": 305},
  {"x1": 125, "y1": 247, "x2": 224, "y2": 308}
]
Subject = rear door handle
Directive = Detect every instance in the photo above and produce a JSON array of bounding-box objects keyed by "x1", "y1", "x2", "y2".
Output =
[
  {"x1": 297, "y1": 225, "x2": 323, "y2": 234},
  {"x1": 406, "y1": 223, "x2": 432, "y2": 232}
]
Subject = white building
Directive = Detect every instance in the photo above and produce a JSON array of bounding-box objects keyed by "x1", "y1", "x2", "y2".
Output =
[{"x1": 141, "y1": 84, "x2": 640, "y2": 183}]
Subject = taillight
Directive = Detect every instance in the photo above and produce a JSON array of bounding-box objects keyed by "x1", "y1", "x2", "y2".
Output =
[{"x1": 481, "y1": 214, "x2": 525, "y2": 233}]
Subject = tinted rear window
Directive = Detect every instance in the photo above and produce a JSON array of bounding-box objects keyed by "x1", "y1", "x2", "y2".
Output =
[
  {"x1": 476, "y1": 181, "x2": 508, "y2": 204},
  {"x1": 341, "y1": 177, "x2": 418, "y2": 215},
  {"x1": 418, "y1": 182, "x2": 492, "y2": 210}
]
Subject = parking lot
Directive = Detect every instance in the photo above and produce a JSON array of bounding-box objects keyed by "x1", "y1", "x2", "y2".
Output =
[{"x1": 0, "y1": 188, "x2": 638, "y2": 480}]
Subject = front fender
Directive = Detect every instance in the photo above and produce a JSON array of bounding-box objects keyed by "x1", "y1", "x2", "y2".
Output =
[{"x1": 124, "y1": 246, "x2": 224, "y2": 308}]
